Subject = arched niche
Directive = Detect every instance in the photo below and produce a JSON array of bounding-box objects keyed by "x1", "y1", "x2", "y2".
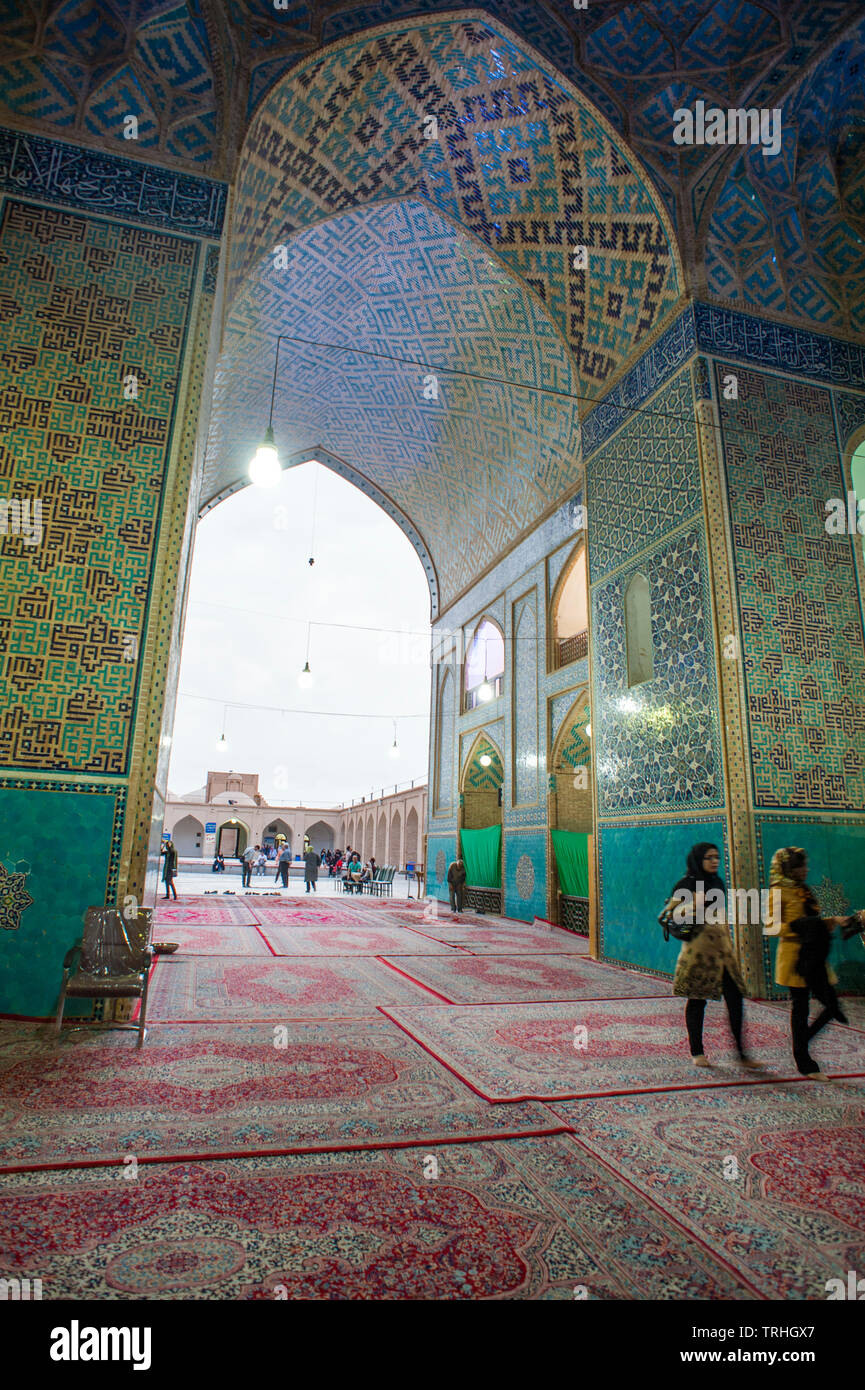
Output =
[
  {"x1": 625, "y1": 573, "x2": 654, "y2": 687},
  {"x1": 461, "y1": 731, "x2": 504, "y2": 831},
  {"x1": 549, "y1": 542, "x2": 588, "y2": 672}
]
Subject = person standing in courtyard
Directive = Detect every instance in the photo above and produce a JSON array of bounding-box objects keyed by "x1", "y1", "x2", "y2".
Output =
[
  {"x1": 241, "y1": 842, "x2": 257, "y2": 888},
  {"x1": 304, "y1": 846, "x2": 320, "y2": 893},
  {"x1": 665, "y1": 842, "x2": 760, "y2": 1070},
  {"x1": 277, "y1": 843, "x2": 291, "y2": 889},
  {"x1": 447, "y1": 856, "x2": 466, "y2": 914},
  {"x1": 161, "y1": 837, "x2": 178, "y2": 901}
]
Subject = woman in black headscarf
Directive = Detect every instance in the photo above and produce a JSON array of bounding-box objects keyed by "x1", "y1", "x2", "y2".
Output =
[{"x1": 667, "y1": 842, "x2": 760, "y2": 1069}]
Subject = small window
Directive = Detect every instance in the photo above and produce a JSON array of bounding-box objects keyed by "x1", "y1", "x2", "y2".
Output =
[
  {"x1": 625, "y1": 573, "x2": 654, "y2": 687},
  {"x1": 552, "y1": 545, "x2": 588, "y2": 669},
  {"x1": 464, "y1": 618, "x2": 505, "y2": 710}
]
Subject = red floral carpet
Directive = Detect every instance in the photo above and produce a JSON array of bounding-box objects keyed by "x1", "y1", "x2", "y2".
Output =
[
  {"x1": 409, "y1": 921, "x2": 589, "y2": 954},
  {"x1": 147, "y1": 956, "x2": 434, "y2": 1021},
  {"x1": 258, "y1": 924, "x2": 459, "y2": 957},
  {"x1": 152, "y1": 900, "x2": 259, "y2": 926},
  {"x1": 7, "y1": 892, "x2": 863, "y2": 1299},
  {"x1": 381, "y1": 999, "x2": 865, "y2": 1101},
  {"x1": 149, "y1": 925, "x2": 272, "y2": 957},
  {"x1": 0, "y1": 1135, "x2": 754, "y2": 1299},
  {"x1": 550, "y1": 1081, "x2": 865, "y2": 1299},
  {"x1": 382, "y1": 953, "x2": 670, "y2": 1004},
  {"x1": 0, "y1": 1020, "x2": 561, "y2": 1171}
]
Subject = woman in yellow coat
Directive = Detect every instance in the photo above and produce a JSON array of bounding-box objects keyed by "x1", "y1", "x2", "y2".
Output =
[{"x1": 764, "y1": 846, "x2": 852, "y2": 1080}]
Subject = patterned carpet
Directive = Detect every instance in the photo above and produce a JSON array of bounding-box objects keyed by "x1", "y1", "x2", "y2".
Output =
[
  {"x1": 153, "y1": 901, "x2": 258, "y2": 926},
  {"x1": 4, "y1": 893, "x2": 862, "y2": 1299},
  {"x1": 381, "y1": 999, "x2": 865, "y2": 1101},
  {"x1": 258, "y1": 924, "x2": 458, "y2": 956},
  {"x1": 0, "y1": 1135, "x2": 755, "y2": 1300},
  {"x1": 551, "y1": 1080, "x2": 865, "y2": 1300},
  {"x1": 0, "y1": 1020, "x2": 561, "y2": 1171},
  {"x1": 147, "y1": 956, "x2": 433, "y2": 1021},
  {"x1": 380, "y1": 953, "x2": 670, "y2": 1004},
  {"x1": 408, "y1": 921, "x2": 590, "y2": 954},
  {"x1": 150, "y1": 925, "x2": 272, "y2": 956}
]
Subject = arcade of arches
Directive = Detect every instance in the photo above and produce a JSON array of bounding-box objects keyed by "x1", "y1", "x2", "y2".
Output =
[{"x1": 1, "y1": 1, "x2": 865, "y2": 1307}]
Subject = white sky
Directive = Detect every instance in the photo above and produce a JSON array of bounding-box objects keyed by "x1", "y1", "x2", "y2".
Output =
[{"x1": 167, "y1": 462, "x2": 432, "y2": 806}]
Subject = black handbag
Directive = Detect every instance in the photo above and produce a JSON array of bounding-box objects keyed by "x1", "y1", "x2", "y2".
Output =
[{"x1": 659, "y1": 896, "x2": 701, "y2": 943}]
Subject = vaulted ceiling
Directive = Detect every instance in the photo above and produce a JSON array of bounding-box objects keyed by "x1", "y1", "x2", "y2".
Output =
[
  {"x1": 206, "y1": 16, "x2": 681, "y2": 612},
  {"x1": 2, "y1": 0, "x2": 863, "y2": 336}
]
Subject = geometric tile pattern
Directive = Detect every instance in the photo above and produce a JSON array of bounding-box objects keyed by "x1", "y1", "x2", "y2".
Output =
[
  {"x1": 587, "y1": 367, "x2": 702, "y2": 582},
  {"x1": 717, "y1": 365, "x2": 865, "y2": 810},
  {"x1": 231, "y1": 18, "x2": 680, "y2": 390},
  {"x1": 705, "y1": 14, "x2": 865, "y2": 336},
  {"x1": 0, "y1": 200, "x2": 198, "y2": 774},
  {"x1": 463, "y1": 736, "x2": 503, "y2": 792},
  {"x1": 556, "y1": 705, "x2": 591, "y2": 774},
  {"x1": 0, "y1": 2, "x2": 220, "y2": 169},
  {"x1": 205, "y1": 198, "x2": 583, "y2": 610},
  {"x1": 591, "y1": 524, "x2": 723, "y2": 818}
]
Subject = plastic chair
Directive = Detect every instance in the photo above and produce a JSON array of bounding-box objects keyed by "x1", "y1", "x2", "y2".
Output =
[{"x1": 55, "y1": 906, "x2": 154, "y2": 1047}]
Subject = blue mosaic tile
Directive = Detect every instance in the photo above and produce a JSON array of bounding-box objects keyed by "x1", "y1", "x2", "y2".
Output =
[
  {"x1": 587, "y1": 366, "x2": 702, "y2": 584},
  {"x1": 591, "y1": 524, "x2": 724, "y2": 818}
]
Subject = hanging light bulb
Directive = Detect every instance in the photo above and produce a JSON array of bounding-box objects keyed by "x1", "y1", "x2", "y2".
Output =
[
  {"x1": 388, "y1": 720, "x2": 400, "y2": 759},
  {"x1": 297, "y1": 621, "x2": 314, "y2": 688},
  {"x1": 585, "y1": 722, "x2": 592, "y2": 738},
  {"x1": 249, "y1": 338, "x2": 285, "y2": 487},
  {"x1": 216, "y1": 707, "x2": 228, "y2": 752},
  {"x1": 249, "y1": 426, "x2": 281, "y2": 488},
  {"x1": 478, "y1": 680, "x2": 494, "y2": 703},
  {"x1": 479, "y1": 753, "x2": 492, "y2": 767}
]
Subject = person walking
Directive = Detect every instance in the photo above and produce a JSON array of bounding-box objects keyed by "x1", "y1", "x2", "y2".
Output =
[
  {"x1": 304, "y1": 846, "x2": 321, "y2": 893},
  {"x1": 665, "y1": 842, "x2": 759, "y2": 1070},
  {"x1": 277, "y1": 843, "x2": 291, "y2": 889},
  {"x1": 161, "y1": 837, "x2": 178, "y2": 901},
  {"x1": 447, "y1": 856, "x2": 466, "y2": 913},
  {"x1": 241, "y1": 842, "x2": 257, "y2": 888},
  {"x1": 764, "y1": 846, "x2": 863, "y2": 1081}
]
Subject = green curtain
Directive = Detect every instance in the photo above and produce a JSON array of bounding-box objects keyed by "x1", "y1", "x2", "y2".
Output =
[
  {"x1": 461, "y1": 825, "x2": 502, "y2": 888},
  {"x1": 551, "y1": 829, "x2": 589, "y2": 897}
]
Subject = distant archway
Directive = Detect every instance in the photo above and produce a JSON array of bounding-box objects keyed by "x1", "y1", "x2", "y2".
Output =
[
  {"x1": 217, "y1": 819, "x2": 249, "y2": 858},
  {"x1": 405, "y1": 807, "x2": 419, "y2": 865},
  {"x1": 172, "y1": 814, "x2": 203, "y2": 858},
  {"x1": 306, "y1": 820, "x2": 334, "y2": 854},
  {"x1": 376, "y1": 812, "x2": 387, "y2": 862},
  {"x1": 389, "y1": 811, "x2": 401, "y2": 866}
]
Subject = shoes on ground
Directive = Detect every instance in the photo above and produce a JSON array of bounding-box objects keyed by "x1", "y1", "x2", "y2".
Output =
[
  {"x1": 691, "y1": 1054, "x2": 710, "y2": 1067},
  {"x1": 738, "y1": 1056, "x2": 765, "y2": 1069},
  {"x1": 804, "y1": 1071, "x2": 832, "y2": 1082}
]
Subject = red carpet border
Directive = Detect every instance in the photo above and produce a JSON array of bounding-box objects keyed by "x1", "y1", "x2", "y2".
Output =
[
  {"x1": 379, "y1": 953, "x2": 671, "y2": 1004},
  {"x1": 0, "y1": 1020, "x2": 563, "y2": 1172},
  {"x1": 380, "y1": 998, "x2": 865, "y2": 1101},
  {"x1": 147, "y1": 955, "x2": 435, "y2": 1022},
  {"x1": 0, "y1": 1136, "x2": 755, "y2": 1300},
  {"x1": 551, "y1": 1081, "x2": 865, "y2": 1299}
]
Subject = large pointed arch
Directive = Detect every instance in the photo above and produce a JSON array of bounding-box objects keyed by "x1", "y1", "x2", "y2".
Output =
[{"x1": 214, "y1": 13, "x2": 683, "y2": 614}]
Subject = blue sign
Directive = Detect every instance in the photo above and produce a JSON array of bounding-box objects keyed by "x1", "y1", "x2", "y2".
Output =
[
  {"x1": 205, "y1": 823, "x2": 216, "y2": 834},
  {"x1": 406, "y1": 863, "x2": 415, "y2": 873}
]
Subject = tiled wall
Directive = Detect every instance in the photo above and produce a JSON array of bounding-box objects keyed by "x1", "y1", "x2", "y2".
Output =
[{"x1": 0, "y1": 132, "x2": 225, "y2": 1017}]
